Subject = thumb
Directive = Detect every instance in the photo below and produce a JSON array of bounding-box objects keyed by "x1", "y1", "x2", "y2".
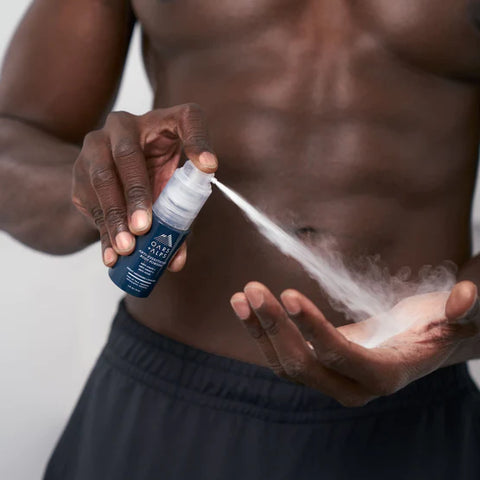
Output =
[{"x1": 445, "y1": 280, "x2": 478, "y2": 323}]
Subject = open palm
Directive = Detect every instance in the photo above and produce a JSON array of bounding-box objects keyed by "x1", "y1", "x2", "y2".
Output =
[{"x1": 230, "y1": 281, "x2": 479, "y2": 406}]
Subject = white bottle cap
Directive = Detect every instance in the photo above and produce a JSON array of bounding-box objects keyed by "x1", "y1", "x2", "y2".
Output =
[{"x1": 153, "y1": 160, "x2": 214, "y2": 231}]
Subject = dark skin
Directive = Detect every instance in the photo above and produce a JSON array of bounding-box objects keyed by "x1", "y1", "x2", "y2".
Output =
[{"x1": 1, "y1": 0, "x2": 480, "y2": 406}]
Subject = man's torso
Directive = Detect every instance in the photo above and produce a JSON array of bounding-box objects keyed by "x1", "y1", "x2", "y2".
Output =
[{"x1": 126, "y1": 0, "x2": 480, "y2": 365}]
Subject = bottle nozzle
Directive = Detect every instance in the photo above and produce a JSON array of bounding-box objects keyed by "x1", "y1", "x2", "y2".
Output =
[
  {"x1": 177, "y1": 160, "x2": 215, "y2": 194},
  {"x1": 152, "y1": 160, "x2": 214, "y2": 231}
]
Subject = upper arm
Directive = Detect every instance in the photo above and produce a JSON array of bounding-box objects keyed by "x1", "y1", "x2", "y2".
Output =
[{"x1": 0, "y1": 0, "x2": 135, "y2": 144}]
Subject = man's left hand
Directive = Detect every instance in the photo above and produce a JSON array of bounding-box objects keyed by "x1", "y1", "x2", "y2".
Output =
[{"x1": 230, "y1": 280, "x2": 480, "y2": 407}]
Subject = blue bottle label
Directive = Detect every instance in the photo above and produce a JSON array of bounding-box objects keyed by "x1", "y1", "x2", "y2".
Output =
[{"x1": 109, "y1": 215, "x2": 189, "y2": 297}]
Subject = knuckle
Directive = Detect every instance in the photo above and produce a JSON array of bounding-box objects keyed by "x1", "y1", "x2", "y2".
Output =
[
  {"x1": 89, "y1": 206, "x2": 104, "y2": 227},
  {"x1": 262, "y1": 317, "x2": 280, "y2": 336},
  {"x1": 91, "y1": 166, "x2": 117, "y2": 190},
  {"x1": 83, "y1": 130, "x2": 107, "y2": 151},
  {"x1": 320, "y1": 350, "x2": 346, "y2": 370},
  {"x1": 112, "y1": 138, "x2": 140, "y2": 160},
  {"x1": 106, "y1": 110, "x2": 133, "y2": 126},
  {"x1": 125, "y1": 184, "x2": 149, "y2": 206},
  {"x1": 282, "y1": 356, "x2": 307, "y2": 379},
  {"x1": 104, "y1": 206, "x2": 126, "y2": 228},
  {"x1": 141, "y1": 108, "x2": 165, "y2": 124},
  {"x1": 244, "y1": 321, "x2": 264, "y2": 340},
  {"x1": 181, "y1": 102, "x2": 204, "y2": 119},
  {"x1": 180, "y1": 104, "x2": 210, "y2": 146}
]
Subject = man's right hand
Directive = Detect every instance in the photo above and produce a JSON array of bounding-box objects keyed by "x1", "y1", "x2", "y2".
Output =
[{"x1": 72, "y1": 103, "x2": 218, "y2": 269}]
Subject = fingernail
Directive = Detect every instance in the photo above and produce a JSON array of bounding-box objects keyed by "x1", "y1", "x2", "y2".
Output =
[
  {"x1": 282, "y1": 293, "x2": 301, "y2": 316},
  {"x1": 103, "y1": 247, "x2": 116, "y2": 266},
  {"x1": 199, "y1": 151, "x2": 217, "y2": 169},
  {"x1": 131, "y1": 210, "x2": 150, "y2": 231},
  {"x1": 115, "y1": 231, "x2": 134, "y2": 252},
  {"x1": 244, "y1": 286, "x2": 264, "y2": 309},
  {"x1": 230, "y1": 297, "x2": 251, "y2": 320}
]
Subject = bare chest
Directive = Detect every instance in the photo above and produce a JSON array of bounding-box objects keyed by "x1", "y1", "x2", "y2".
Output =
[
  {"x1": 131, "y1": 0, "x2": 480, "y2": 218},
  {"x1": 132, "y1": 0, "x2": 480, "y2": 77}
]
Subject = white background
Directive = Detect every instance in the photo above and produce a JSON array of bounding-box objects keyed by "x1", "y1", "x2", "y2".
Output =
[
  {"x1": 1, "y1": 3, "x2": 480, "y2": 480},
  {"x1": 0, "y1": 3, "x2": 151, "y2": 479}
]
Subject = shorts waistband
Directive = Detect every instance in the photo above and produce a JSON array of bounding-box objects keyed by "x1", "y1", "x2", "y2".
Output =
[{"x1": 102, "y1": 299, "x2": 479, "y2": 423}]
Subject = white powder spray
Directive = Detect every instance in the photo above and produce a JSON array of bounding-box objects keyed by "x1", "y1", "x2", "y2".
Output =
[{"x1": 212, "y1": 178, "x2": 456, "y2": 347}]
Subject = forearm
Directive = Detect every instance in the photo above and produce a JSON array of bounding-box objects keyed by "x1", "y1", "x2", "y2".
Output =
[{"x1": 0, "y1": 116, "x2": 97, "y2": 254}]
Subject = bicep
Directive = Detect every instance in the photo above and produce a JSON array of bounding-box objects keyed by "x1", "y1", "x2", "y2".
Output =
[{"x1": 0, "y1": 0, "x2": 135, "y2": 144}]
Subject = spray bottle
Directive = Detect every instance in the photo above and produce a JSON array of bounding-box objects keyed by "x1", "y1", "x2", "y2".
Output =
[{"x1": 109, "y1": 160, "x2": 214, "y2": 297}]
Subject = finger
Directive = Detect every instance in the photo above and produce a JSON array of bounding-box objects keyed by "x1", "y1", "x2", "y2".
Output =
[
  {"x1": 280, "y1": 289, "x2": 403, "y2": 396},
  {"x1": 86, "y1": 203, "x2": 116, "y2": 266},
  {"x1": 243, "y1": 283, "x2": 375, "y2": 403},
  {"x1": 168, "y1": 103, "x2": 218, "y2": 173},
  {"x1": 72, "y1": 162, "x2": 117, "y2": 266},
  {"x1": 72, "y1": 159, "x2": 98, "y2": 221},
  {"x1": 244, "y1": 282, "x2": 311, "y2": 360},
  {"x1": 85, "y1": 131, "x2": 134, "y2": 255},
  {"x1": 445, "y1": 281, "x2": 479, "y2": 324},
  {"x1": 230, "y1": 292, "x2": 286, "y2": 377},
  {"x1": 98, "y1": 215, "x2": 117, "y2": 267},
  {"x1": 105, "y1": 112, "x2": 153, "y2": 235},
  {"x1": 75, "y1": 197, "x2": 117, "y2": 267},
  {"x1": 167, "y1": 242, "x2": 188, "y2": 272}
]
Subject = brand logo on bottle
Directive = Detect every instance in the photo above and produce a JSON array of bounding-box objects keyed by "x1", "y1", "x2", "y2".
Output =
[
  {"x1": 146, "y1": 231, "x2": 176, "y2": 260},
  {"x1": 154, "y1": 234, "x2": 173, "y2": 248}
]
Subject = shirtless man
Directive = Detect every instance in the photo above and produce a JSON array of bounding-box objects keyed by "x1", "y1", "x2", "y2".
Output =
[{"x1": 1, "y1": 0, "x2": 480, "y2": 478}]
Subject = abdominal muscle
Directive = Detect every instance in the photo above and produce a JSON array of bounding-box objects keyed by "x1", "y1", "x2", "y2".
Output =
[
  {"x1": 124, "y1": 114, "x2": 476, "y2": 365},
  {"x1": 124, "y1": 4, "x2": 480, "y2": 364}
]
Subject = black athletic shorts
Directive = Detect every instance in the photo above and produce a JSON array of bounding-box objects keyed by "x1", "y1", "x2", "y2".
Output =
[{"x1": 44, "y1": 299, "x2": 480, "y2": 480}]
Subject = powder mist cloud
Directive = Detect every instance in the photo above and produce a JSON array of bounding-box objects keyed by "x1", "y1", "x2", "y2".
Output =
[{"x1": 212, "y1": 178, "x2": 456, "y2": 347}]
